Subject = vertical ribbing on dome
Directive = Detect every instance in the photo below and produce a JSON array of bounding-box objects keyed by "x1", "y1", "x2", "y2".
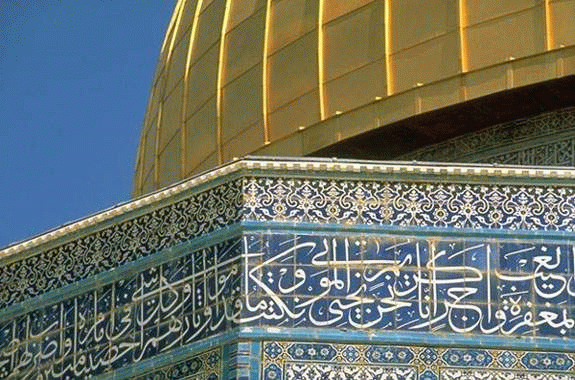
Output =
[
  {"x1": 133, "y1": 126, "x2": 144, "y2": 196},
  {"x1": 181, "y1": 0, "x2": 204, "y2": 177},
  {"x1": 384, "y1": 0, "x2": 394, "y2": 96},
  {"x1": 216, "y1": 0, "x2": 233, "y2": 164},
  {"x1": 166, "y1": 1, "x2": 185, "y2": 61},
  {"x1": 458, "y1": 0, "x2": 469, "y2": 73},
  {"x1": 544, "y1": 0, "x2": 555, "y2": 51},
  {"x1": 317, "y1": 0, "x2": 326, "y2": 120},
  {"x1": 153, "y1": 104, "x2": 163, "y2": 188},
  {"x1": 155, "y1": 0, "x2": 185, "y2": 187},
  {"x1": 133, "y1": 0, "x2": 575, "y2": 197},
  {"x1": 160, "y1": 0, "x2": 186, "y2": 56},
  {"x1": 262, "y1": 0, "x2": 273, "y2": 144},
  {"x1": 457, "y1": 0, "x2": 469, "y2": 101}
]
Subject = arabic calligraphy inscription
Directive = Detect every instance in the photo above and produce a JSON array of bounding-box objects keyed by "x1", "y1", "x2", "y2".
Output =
[{"x1": 244, "y1": 234, "x2": 575, "y2": 337}]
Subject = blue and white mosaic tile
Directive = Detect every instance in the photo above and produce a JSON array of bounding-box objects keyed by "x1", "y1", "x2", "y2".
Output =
[
  {"x1": 3, "y1": 164, "x2": 575, "y2": 310},
  {"x1": 283, "y1": 363, "x2": 416, "y2": 380},
  {"x1": 0, "y1": 240, "x2": 240, "y2": 379},
  {"x1": 0, "y1": 179, "x2": 243, "y2": 309},
  {"x1": 243, "y1": 233, "x2": 575, "y2": 339},
  {"x1": 243, "y1": 177, "x2": 575, "y2": 231},
  {"x1": 129, "y1": 347, "x2": 220, "y2": 380},
  {"x1": 1, "y1": 159, "x2": 575, "y2": 379},
  {"x1": 262, "y1": 341, "x2": 575, "y2": 380}
]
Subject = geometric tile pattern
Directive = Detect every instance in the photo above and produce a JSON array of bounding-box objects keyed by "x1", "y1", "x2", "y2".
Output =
[
  {"x1": 441, "y1": 369, "x2": 575, "y2": 379},
  {"x1": 129, "y1": 347, "x2": 221, "y2": 380},
  {"x1": 262, "y1": 341, "x2": 575, "y2": 380}
]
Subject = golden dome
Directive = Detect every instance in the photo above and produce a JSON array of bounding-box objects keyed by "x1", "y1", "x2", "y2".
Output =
[{"x1": 133, "y1": 0, "x2": 575, "y2": 196}]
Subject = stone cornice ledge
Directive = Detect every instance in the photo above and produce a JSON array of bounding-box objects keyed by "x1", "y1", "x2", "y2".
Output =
[{"x1": 2, "y1": 156, "x2": 575, "y2": 259}]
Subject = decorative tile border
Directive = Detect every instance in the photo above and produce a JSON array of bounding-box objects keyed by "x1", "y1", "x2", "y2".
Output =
[
  {"x1": 1, "y1": 159, "x2": 575, "y2": 311},
  {"x1": 2, "y1": 160, "x2": 574, "y2": 311},
  {"x1": 243, "y1": 232, "x2": 575, "y2": 339},
  {"x1": 262, "y1": 341, "x2": 575, "y2": 380},
  {"x1": 441, "y1": 368, "x2": 575, "y2": 379},
  {"x1": 4, "y1": 156, "x2": 575, "y2": 258},
  {"x1": 243, "y1": 177, "x2": 575, "y2": 231},
  {"x1": 129, "y1": 347, "x2": 221, "y2": 380},
  {"x1": 0, "y1": 179, "x2": 243, "y2": 309},
  {"x1": 0, "y1": 158, "x2": 574, "y2": 379},
  {"x1": 1, "y1": 168, "x2": 575, "y2": 325},
  {"x1": 283, "y1": 362, "x2": 416, "y2": 380},
  {"x1": 400, "y1": 107, "x2": 575, "y2": 166}
]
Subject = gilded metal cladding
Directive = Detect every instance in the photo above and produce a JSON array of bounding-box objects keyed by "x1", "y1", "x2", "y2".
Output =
[{"x1": 133, "y1": 0, "x2": 575, "y2": 196}]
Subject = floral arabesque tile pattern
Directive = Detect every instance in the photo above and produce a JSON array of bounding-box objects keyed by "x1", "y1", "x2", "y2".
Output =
[
  {"x1": 243, "y1": 178, "x2": 575, "y2": 230},
  {"x1": 400, "y1": 106, "x2": 575, "y2": 167},
  {"x1": 1, "y1": 158, "x2": 575, "y2": 379},
  {"x1": 262, "y1": 341, "x2": 575, "y2": 380},
  {"x1": 129, "y1": 347, "x2": 221, "y2": 380},
  {"x1": 0, "y1": 179, "x2": 243, "y2": 309},
  {"x1": 3, "y1": 168, "x2": 575, "y2": 311}
]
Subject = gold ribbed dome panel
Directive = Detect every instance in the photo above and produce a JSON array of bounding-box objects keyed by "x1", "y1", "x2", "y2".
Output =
[{"x1": 133, "y1": 0, "x2": 575, "y2": 196}]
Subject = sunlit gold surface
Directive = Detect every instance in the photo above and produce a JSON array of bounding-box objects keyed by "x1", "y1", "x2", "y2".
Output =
[{"x1": 133, "y1": 0, "x2": 575, "y2": 196}]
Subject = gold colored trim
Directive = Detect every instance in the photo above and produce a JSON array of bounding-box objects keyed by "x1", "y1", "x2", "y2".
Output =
[
  {"x1": 161, "y1": 0, "x2": 186, "y2": 56},
  {"x1": 458, "y1": 0, "x2": 468, "y2": 73},
  {"x1": 157, "y1": 1, "x2": 185, "y2": 185},
  {"x1": 317, "y1": 0, "x2": 326, "y2": 120},
  {"x1": 181, "y1": 0, "x2": 205, "y2": 177},
  {"x1": 506, "y1": 62, "x2": 514, "y2": 89},
  {"x1": 154, "y1": 103, "x2": 163, "y2": 188},
  {"x1": 557, "y1": 56, "x2": 564, "y2": 77},
  {"x1": 384, "y1": 0, "x2": 394, "y2": 95},
  {"x1": 137, "y1": 126, "x2": 146, "y2": 195},
  {"x1": 155, "y1": 0, "x2": 185, "y2": 188},
  {"x1": 133, "y1": 128, "x2": 144, "y2": 195},
  {"x1": 415, "y1": 90, "x2": 422, "y2": 115},
  {"x1": 459, "y1": 75, "x2": 468, "y2": 102},
  {"x1": 161, "y1": 0, "x2": 186, "y2": 182},
  {"x1": 544, "y1": 0, "x2": 555, "y2": 51},
  {"x1": 262, "y1": 0, "x2": 273, "y2": 143},
  {"x1": 216, "y1": 0, "x2": 233, "y2": 164},
  {"x1": 166, "y1": 1, "x2": 185, "y2": 61}
]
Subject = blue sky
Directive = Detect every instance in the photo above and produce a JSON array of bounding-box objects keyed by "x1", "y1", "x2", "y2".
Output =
[{"x1": 0, "y1": 1, "x2": 177, "y2": 248}]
